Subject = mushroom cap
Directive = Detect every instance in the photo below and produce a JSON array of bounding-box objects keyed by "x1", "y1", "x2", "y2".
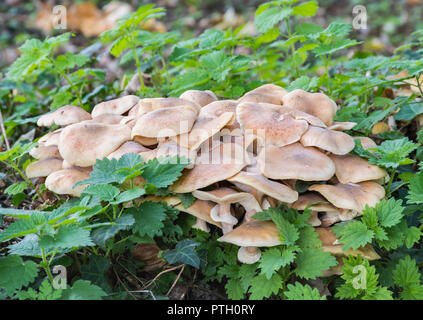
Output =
[
  {"x1": 170, "y1": 142, "x2": 249, "y2": 193},
  {"x1": 227, "y1": 171, "x2": 298, "y2": 203},
  {"x1": 38, "y1": 128, "x2": 63, "y2": 146},
  {"x1": 316, "y1": 227, "x2": 380, "y2": 260},
  {"x1": 200, "y1": 100, "x2": 239, "y2": 131},
  {"x1": 353, "y1": 136, "x2": 377, "y2": 150},
  {"x1": 291, "y1": 192, "x2": 338, "y2": 212},
  {"x1": 328, "y1": 121, "x2": 357, "y2": 131},
  {"x1": 25, "y1": 157, "x2": 63, "y2": 178},
  {"x1": 37, "y1": 105, "x2": 91, "y2": 127},
  {"x1": 174, "y1": 200, "x2": 222, "y2": 228},
  {"x1": 131, "y1": 105, "x2": 198, "y2": 138},
  {"x1": 329, "y1": 154, "x2": 387, "y2": 184},
  {"x1": 58, "y1": 122, "x2": 131, "y2": 167},
  {"x1": 309, "y1": 182, "x2": 385, "y2": 213},
  {"x1": 83, "y1": 113, "x2": 126, "y2": 125},
  {"x1": 300, "y1": 126, "x2": 355, "y2": 155},
  {"x1": 193, "y1": 187, "x2": 239, "y2": 203},
  {"x1": 45, "y1": 167, "x2": 92, "y2": 197},
  {"x1": 139, "y1": 140, "x2": 195, "y2": 168},
  {"x1": 136, "y1": 97, "x2": 201, "y2": 116},
  {"x1": 258, "y1": 143, "x2": 335, "y2": 181},
  {"x1": 238, "y1": 84, "x2": 287, "y2": 105},
  {"x1": 179, "y1": 90, "x2": 218, "y2": 107},
  {"x1": 107, "y1": 141, "x2": 150, "y2": 160},
  {"x1": 133, "y1": 135, "x2": 158, "y2": 146},
  {"x1": 91, "y1": 95, "x2": 140, "y2": 117},
  {"x1": 141, "y1": 195, "x2": 182, "y2": 207},
  {"x1": 29, "y1": 145, "x2": 61, "y2": 160},
  {"x1": 217, "y1": 220, "x2": 281, "y2": 247},
  {"x1": 237, "y1": 102, "x2": 309, "y2": 147},
  {"x1": 282, "y1": 89, "x2": 337, "y2": 126}
]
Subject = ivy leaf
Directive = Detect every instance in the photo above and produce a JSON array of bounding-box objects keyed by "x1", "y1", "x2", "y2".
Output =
[
  {"x1": 39, "y1": 225, "x2": 94, "y2": 251},
  {"x1": 248, "y1": 273, "x2": 282, "y2": 300},
  {"x1": 61, "y1": 280, "x2": 107, "y2": 300},
  {"x1": 255, "y1": 7, "x2": 292, "y2": 33},
  {"x1": 259, "y1": 247, "x2": 296, "y2": 279},
  {"x1": 130, "y1": 201, "x2": 167, "y2": 238},
  {"x1": 141, "y1": 156, "x2": 187, "y2": 188},
  {"x1": 285, "y1": 282, "x2": 326, "y2": 300},
  {"x1": 336, "y1": 221, "x2": 375, "y2": 250},
  {"x1": 294, "y1": 248, "x2": 337, "y2": 279},
  {"x1": 0, "y1": 255, "x2": 39, "y2": 296},
  {"x1": 163, "y1": 239, "x2": 200, "y2": 268}
]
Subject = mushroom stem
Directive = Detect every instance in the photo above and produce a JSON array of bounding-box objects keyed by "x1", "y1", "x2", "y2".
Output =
[
  {"x1": 193, "y1": 218, "x2": 210, "y2": 233},
  {"x1": 237, "y1": 246, "x2": 261, "y2": 264}
]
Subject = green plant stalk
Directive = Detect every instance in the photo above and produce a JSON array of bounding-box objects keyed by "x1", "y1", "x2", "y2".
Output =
[
  {"x1": 285, "y1": 17, "x2": 299, "y2": 78},
  {"x1": 386, "y1": 168, "x2": 397, "y2": 196},
  {"x1": 132, "y1": 46, "x2": 146, "y2": 95},
  {"x1": 41, "y1": 248, "x2": 54, "y2": 283}
]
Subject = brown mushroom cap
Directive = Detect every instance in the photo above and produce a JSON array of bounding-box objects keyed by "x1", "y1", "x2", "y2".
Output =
[
  {"x1": 300, "y1": 126, "x2": 355, "y2": 155},
  {"x1": 174, "y1": 199, "x2": 222, "y2": 228},
  {"x1": 131, "y1": 105, "x2": 198, "y2": 138},
  {"x1": 29, "y1": 145, "x2": 61, "y2": 160},
  {"x1": 200, "y1": 100, "x2": 239, "y2": 132},
  {"x1": 25, "y1": 157, "x2": 63, "y2": 178},
  {"x1": 282, "y1": 89, "x2": 337, "y2": 126},
  {"x1": 37, "y1": 105, "x2": 92, "y2": 127},
  {"x1": 45, "y1": 167, "x2": 92, "y2": 197},
  {"x1": 316, "y1": 227, "x2": 380, "y2": 260},
  {"x1": 329, "y1": 154, "x2": 387, "y2": 184},
  {"x1": 91, "y1": 95, "x2": 140, "y2": 117},
  {"x1": 217, "y1": 220, "x2": 281, "y2": 247},
  {"x1": 107, "y1": 141, "x2": 150, "y2": 160},
  {"x1": 179, "y1": 90, "x2": 218, "y2": 107},
  {"x1": 136, "y1": 97, "x2": 201, "y2": 117},
  {"x1": 291, "y1": 192, "x2": 338, "y2": 212},
  {"x1": 328, "y1": 121, "x2": 357, "y2": 131},
  {"x1": 238, "y1": 84, "x2": 287, "y2": 105},
  {"x1": 170, "y1": 142, "x2": 249, "y2": 193},
  {"x1": 258, "y1": 143, "x2": 335, "y2": 181},
  {"x1": 133, "y1": 136, "x2": 158, "y2": 146},
  {"x1": 228, "y1": 171, "x2": 298, "y2": 203},
  {"x1": 309, "y1": 182, "x2": 385, "y2": 213},
  {"x1": 58, "y1": 122, "x2": 131, "y2": 167}
]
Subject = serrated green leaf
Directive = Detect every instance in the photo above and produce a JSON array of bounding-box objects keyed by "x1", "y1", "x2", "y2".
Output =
[
  {"x1": 39, "y1": 225, "x2": 94, "y2": 251},
  {"x1": 0, "y1": 255, "x2": 39, "y2": 296},
  {"x1": 259, "y1": 247, "x2": 296, "y2": 279},
  {"x1": 295, "y1": 247, "x2": 337, "y2": 279},
  {"x1": 285, "y1": 282, "x2": 326, "y2": 300},
  {"x1": 130, "y1": 201, "x2": 167, "y2": 238},
  {"x1": 248, "y1": 273, "x2": 282, "y2": 300},
  {"x1": 61, "y1": 280, "x2": 106, "y2": 300}
]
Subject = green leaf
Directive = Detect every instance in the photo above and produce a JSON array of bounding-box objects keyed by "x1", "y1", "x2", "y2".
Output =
[
  {"x1": 259, "y1": 247, "x2": 296, "y2": 279},
  {"x1": 80, "y1": 256, "x2": 111, "y2": 293},
  {"x1": 292, "y1": 1, "x2": 319, "y2": 17},
  {"x1": 39, "y1": 225, "x2": 94, "y2": 251},
  {"x1": 5, "y1": 181, "x2": 28, "y2": 195},
  {"x1": 61, "y1": 280, "x2": 107, "y2": 300},
  {"x1": 267, "y1": 208, "x2": 299, "y2": 246},
  {"x1": 295, "y1": 247, "x2": 337, "y2": 279},
  {"x1": 110, "y1": 188, "x2": 145, "y2": 204},
  {"x1": 404, "y1": 227, "x2": 422, "y2": 248},
  {"x1": 407, "y1": 171, "x2": 423, "y2": 204},
  {"x1": 285, "y1": 282, "x2": 326, "y2": 300},
  {"x1": 365, "y1": 198, "x2": 404, "y2": 228},
  {"x1": 0, "y1": 255, "x2": 39, "y2": 296},
  {"x1": 7, "y1": 234, "x2": 42, "y2": 256},
  {"x1": 373, "y1": 138, "x2": 418, "y2": 169},
  {"x1": 225, "y1": 278, "x2": 245, "y2": 299},
  {"x1": 163, "y1": 239, "x2": 200, "y2": 268},
  {"x1": 82, "y1": 184, "x2": 120, "y2": 202},
  {"x1": 336, "y1": 221, "x2": 375, "y2": 250},
  {"x1": 130, "y1": 201, "x2": 167, "y2": 238},
  {"x1": 177, "y1": 193, "x2": 195, "y2": 209},
  {"x1": 394, "y1": 103, "x2": 423, "y2": 121},
  {"x1": 248, "y1": 273, "x2": 282, "y2": 300},
  {"x1": 91, "y1": 214, "x2": 135, "y2": 246},
  {"x1": 255, "y1": 6, "x2": 292, "y2": 33},
  {"x1": 141, "y1": 156, "x2": 187, "y2": 188},
  {"x1": 393, "y1": 256, "x2": 421, "y2": 288}
]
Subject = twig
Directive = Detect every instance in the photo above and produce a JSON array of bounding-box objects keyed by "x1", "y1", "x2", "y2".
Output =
[
  {"x1": 112, "y1": 266, "x2": 138, "y2": 300},
  {"x1": 140, "y1": 264, "x2": 184, "y2": 290},
  {"x1": 0, "y1": 110, "x2": 10, "y2": 151},
  {"x1": 166, "y1": 264, "x2": 185, "y2": 296}
]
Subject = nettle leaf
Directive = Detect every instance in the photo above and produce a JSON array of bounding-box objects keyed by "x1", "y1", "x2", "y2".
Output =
[
  {"x1": 259, "y1": 247, "x2": 296, "y2": 279},
  {"x1": 292, "y1": 1, "x2": 319, "y2": 17},
  {"x1": 225, "y1": 278, "x2": 245, "y2": 300},
  {"x1": 295, "y1": 247, "x2": 337, "y2": 279},
  {"x1": 336, "y1": 221, "x2": 374, "y2": 250},
  {"x1": 82, "y1": 184, "x2": 120, "y2": 202},
  {"x1": 0, "y1": 213, "x2": 46, "y2": 242},
  {"x1": 61, "y1": 280, "x2": 107, "y2": 300},
  {"x1": 372, "y1": 138, "x2": 419, "y2": 169},
  {"x1": 248, "y1": 273, "x2": 282, "y2": 300},
  {"x1": 91, "y1": 214, "x2": 135, "y2": 246},
  {"x1": 394, "y1": 103, "x2": 423, "y2": 121},
  {"x1": 313, "y1": 39, "x2": 360, "y2": 56},
  {"x1": 80, "y1": 256, "x2": 111, "y2": 293},
  {"x1": 130, "y1": 201, "x2": 167, "y2": 238},
  {"x1": 163, "y1": 239, "x2": 200, "y2": 268},
  {"x1": 405, "y1": 227, "x2": 422, "y2": 248},
  {"x1": 372, "y1": 198, "x2": 404, "y2": 228},
  {"x1": 0, "y1": 255, "x2": 39, "y2": 296},
  {"x1": 177, "y1": 193, "x2": 196, "y2": 209},
  {"x1": 407, "y1": 171, "x2": 423, "y2": 204},
  {"x1": 39, "y1": 225, "x2": 94, "y2": 251},
  {"x1": 4, "y1": 181, "x2": 28, "y2": 195},
  {"x1": 141, "y1": 156, "x2": 187, "y2": 188},
  {"x1": 255, "y1": 6, "x2": 292, "y2": 34},
  {"x1": 7, "y1": 234, "x2": 42, "y2": 257},
  {"x1": 267, "y1": 209, "x2": 299, "y2": 246},
  {"x1": 285, "y1": 282, "x2": 326, "y2": 300},
  {"x1": 393, "y1": 256, "x2": 421, "y2": 289},
  {"x1": 110, "y1": 188, "x2": 145, "y2": 204}
]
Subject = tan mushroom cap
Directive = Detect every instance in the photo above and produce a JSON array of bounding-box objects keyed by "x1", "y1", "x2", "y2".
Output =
[
  {"x1": 45, "y1": 167, "x2": 92, "y2": 197},
  {"x1": 140, "y1": 195, "x2": 182, "y2": 207},
  {"x1": 353, "y1": 136, "x2": 377, "y2": 150},
  {"x1": 170, "y1": 142, "x2": 249, "y2": 193},
  {"x1": 91, "y1": 95, "x2": 140, "y2": 117},
  {"x1": 300, "y1": 126, "x2": 355, "y2": 155},
  {"x1": 83, "y1": 113, "x2": 126, "y2": 125},
  {"x1": 58, "y1": 122, "x2": 131, "y2": 167},
  {"x1": 316, "y1": 227, "x2": 380, "y2": 260},
  {"x1": 237, "y1": 102, "x2": 309, "y2": 147},
  {"x1": 133, "y1": 136, "x2": 158, "y2": 146},
  {"x1": 107, "y1": 141, "x2": 150, "y2": 160},
  {"x1": 329, "y1": 154, "x2": 387, "y2": 184},
  {"x1": 238, "y1": 84, "x2": 287, "y2": 105},
  {"x1": 38, "y1": 128, "x2": 63, "y2": 146},
  {"x1": 291, "y1": 193, "x2": 338, "y2": 212},
  {"x1": 29, "y1": 145, "x2": 61, "y2": 160},
  {"x1": 309, "y1": 182, "x2": 385, "y2": 213},
  {"x1": 136, "y1": 97, "x2": 201, "y2": 117},
  {"x1": 228, "y1": 171, "x2": 298, "y2": 203},
  {"x1": 139, "y1": 140, "x2": 195, "y2": 168},
  {"x1": 37, "y1": 105, "x2": 92, "y2": 127},
  {"x1": 179, "y1": 90, "x2": 218, "y2": 107},
  {"x1": 328, "y1": 121, "x2": 357, "y2": 131},
  {"x1": 174, "y1": 200, "x2": 222, "y2": 228},
  {"x1": 200, "y1": 100, "x2": 239, "y2": 131},
  {"x1": 282, "y1": 89, "x2": 337, "y2": 126},
  {"x1": 131, "y1": 105, "x2": 198, "y2": 138},
  {"x1": 217, "y1": 220, "x2": 281, "y2": 247},
  {"x1": 25, "y1": 157, "x2": 63, "y2": 178},
  {"x1": 258, "y1": 143, "x2": 335, "y2": 181}
]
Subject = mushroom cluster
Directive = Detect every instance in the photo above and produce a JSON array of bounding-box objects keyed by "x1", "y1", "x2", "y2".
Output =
[{"x1": 27, "y1": 84, "x2": 387, "y2": 271}]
